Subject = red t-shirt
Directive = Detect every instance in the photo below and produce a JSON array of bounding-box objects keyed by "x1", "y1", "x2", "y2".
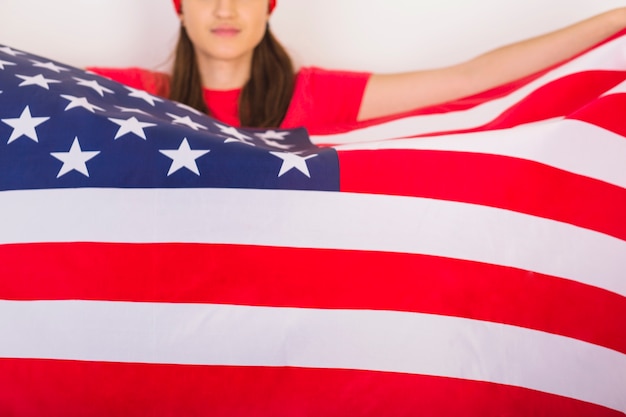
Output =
[{"x1": 87, "y1": 66, "x2": 371, "y2": 133}]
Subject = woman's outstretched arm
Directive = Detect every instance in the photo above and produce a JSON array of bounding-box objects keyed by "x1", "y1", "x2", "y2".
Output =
[{"x1": 357, "y1": 7, "x2": 626, "y2": 121}]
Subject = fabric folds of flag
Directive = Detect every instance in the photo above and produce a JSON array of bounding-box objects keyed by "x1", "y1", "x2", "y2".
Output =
[{"x1": 0, "y1": 31, "x2": 625, "y2": 417}]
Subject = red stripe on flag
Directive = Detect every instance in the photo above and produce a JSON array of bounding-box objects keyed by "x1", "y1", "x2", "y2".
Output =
[
  {"x1": 569, "y1": 93, "x2": 626, "y2": 137},
  {"x1": 338, "y1": 149, "x2": 626, "y2": 241},
  {"x1": 1, "y1": 242, "x2": 624, "y2": 354},
  {"x1": 475, "y1": 71, "x2": 626, "y2": 132},
  {"x1": 0, "y1": 358, "x2": 621, "y2": 417},
  {"x1": 313, "y1": 71, "x2": 626, "y2": 137}
]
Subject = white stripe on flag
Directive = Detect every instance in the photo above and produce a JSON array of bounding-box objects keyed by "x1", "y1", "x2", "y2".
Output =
[
  {"x1": 311, "y1": 35, "x2": 626, "y2": 145},
  {"x1": 1, "y1": 188, "x2": 624, "y2": 296},
  {"x1": 335, "y1": 119, "x2": 626, "y2": 189},
  {"x1": 0, "y1": 300, "x2": 624, "y2": 412}
]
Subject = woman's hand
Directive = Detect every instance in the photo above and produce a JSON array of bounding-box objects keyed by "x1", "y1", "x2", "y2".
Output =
[{"x1": 358, "y1": 7, "x2": 626, "y2": 121}]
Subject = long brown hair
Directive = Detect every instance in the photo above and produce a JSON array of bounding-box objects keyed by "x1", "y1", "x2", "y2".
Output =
[{"x1": 169, "y1": 25, "x2": 295, "y2": 128}]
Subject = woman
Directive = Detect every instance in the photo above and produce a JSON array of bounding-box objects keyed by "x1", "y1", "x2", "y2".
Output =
[{"x1": 89, "y1": 0, "x2": 626, "y2": 131}]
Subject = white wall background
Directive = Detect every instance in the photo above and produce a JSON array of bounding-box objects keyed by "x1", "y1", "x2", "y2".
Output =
[{"x1": 0, "y1": 0, "x2": 623, "y2": 73}]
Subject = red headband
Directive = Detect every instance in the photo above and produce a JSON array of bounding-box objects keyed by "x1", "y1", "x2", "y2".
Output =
[{"x1": 172, "y1": 0, "x2": 276, "y2": 14}]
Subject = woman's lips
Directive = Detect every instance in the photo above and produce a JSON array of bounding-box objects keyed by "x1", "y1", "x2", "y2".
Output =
[{"x1": 211, "y1": 27, "x2": 240, "y2": 36}]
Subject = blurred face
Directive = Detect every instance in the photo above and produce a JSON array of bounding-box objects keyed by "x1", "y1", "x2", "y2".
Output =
[{"x1": 180, "y1": 0, "x2": 269, "y2": 65}]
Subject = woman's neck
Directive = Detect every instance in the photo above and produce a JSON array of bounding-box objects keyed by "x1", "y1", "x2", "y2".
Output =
[{"x1": 196, "y1": 55, "x2": 253, "y2": 91}]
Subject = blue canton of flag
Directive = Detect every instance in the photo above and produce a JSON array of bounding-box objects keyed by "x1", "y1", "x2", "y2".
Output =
[{"x1": 0, "y1": 44, "x2": 339, "y2": 192}]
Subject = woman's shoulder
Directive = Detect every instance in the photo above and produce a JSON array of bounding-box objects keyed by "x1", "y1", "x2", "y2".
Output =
[
  {"x1": 281, "y1": 66, "x2": 373, "y2": 131},
  {"x1": 292, "y1": 65, "x2": 372, "y2": 100},
  {"x1": 295, "y1": 66, "x2": 371, "y2": 81},
  {"x1": 292, "y1": 66, "x2": 372, "y2": 102},
  {"x1": 86, "y1": 67, "x2": 171, "y2": 97}
]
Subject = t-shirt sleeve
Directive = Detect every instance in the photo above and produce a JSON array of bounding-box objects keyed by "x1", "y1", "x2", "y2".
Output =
[
  {"x1": 86, "y1": 67, "x2": 170, "y2": 97},
  {"x1": 282, "y1": 67, "x2": 371, "y2": 131}
]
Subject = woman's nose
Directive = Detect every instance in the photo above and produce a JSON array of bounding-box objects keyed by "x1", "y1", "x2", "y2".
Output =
[{"x1": 214, "y1": 0, "x2": 237, "y2": 18}]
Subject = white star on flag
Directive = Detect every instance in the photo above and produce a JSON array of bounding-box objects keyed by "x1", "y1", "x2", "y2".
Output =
[
  {"x1": 159, "y1": 138, "x2": 211, "y2": 176},
  {"x1": 255, "y1": 130, "x2": 290, "y2": 141},
  {"x1": 126, "y1": 87, "x2": 163, "y2": 106},
  {"x1": 50, "y1": 137, "x2": 101, "y2": 178},
  {"x1": 31, "y1": 60, "x2": 69, "y2": 73},
  {"x1": 255, "y1": 130, "x2": 294, "y2": 150},
  {"x1": 108, "y1": 116, "x2": 157, "y2": 140},
  {"x1": 0, "y1": 59, "x2": 16, "y2": 70},
  {"x1": 269, "y1": 152, "x2": 317, "y2": 178},
  {"x1": 61, "y1": 95, "x2": 105, "y2": 113},
  {"x1": 73, "y1": 77, "x2": 114, "y2": 97},
  {"x1": 167, "y1": 113, "x2": 208, "y2": 131},
  {"x1": 0, "y1": 46, "x2": 25, "y2": 57},
  {"x1": 215, "y1": 123, "x2": 255, "y2": 146},
  {"x1": 115, "y1": 106, "x2": 150, "y2": 116},
  {"x1": 1, "y1": 106, "x2": 50, "y2": 144},
  {"x1": 16, "y1": 74, "x2": 61, "y2": 90}
]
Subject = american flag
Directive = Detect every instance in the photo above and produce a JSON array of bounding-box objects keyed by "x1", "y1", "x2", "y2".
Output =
[{"x1": 0, "y1": 28, "x2": 625, "y2": 417}]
